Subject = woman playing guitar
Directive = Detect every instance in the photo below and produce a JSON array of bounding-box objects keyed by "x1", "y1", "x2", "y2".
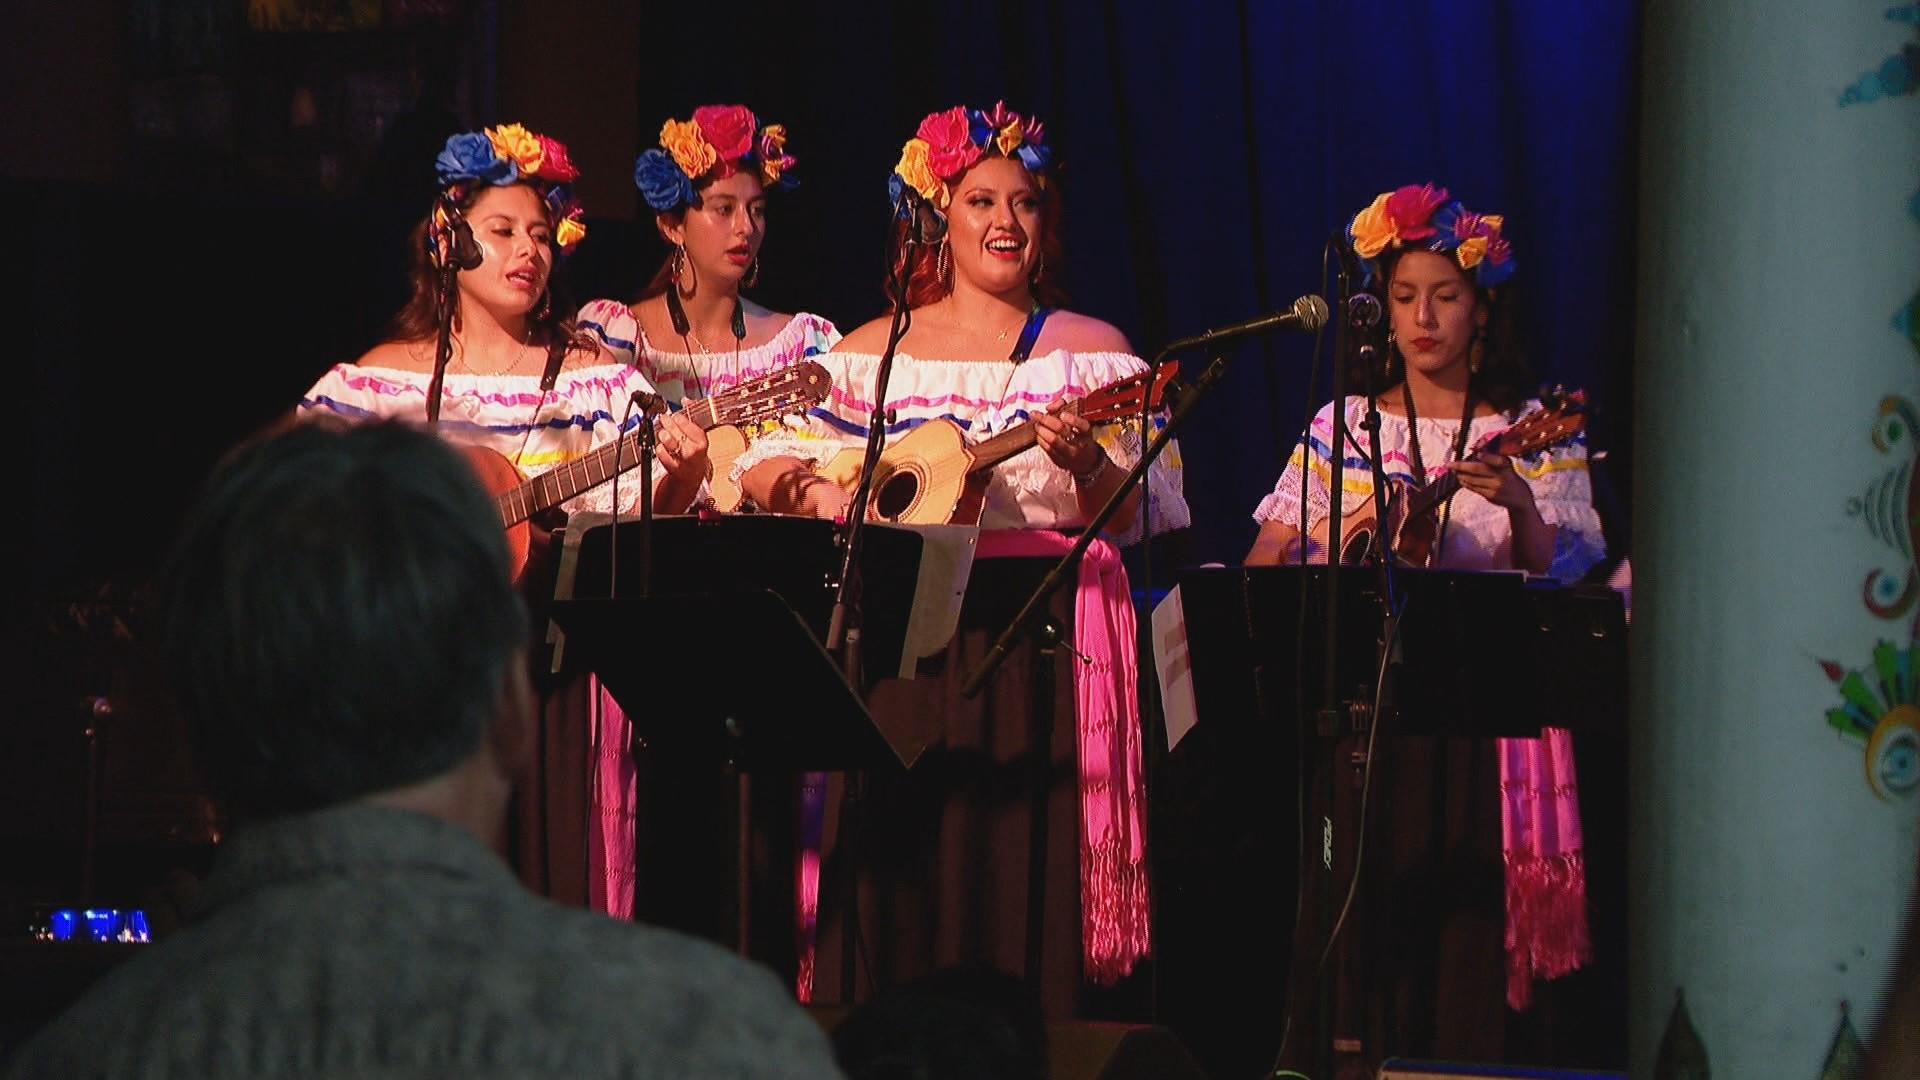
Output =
[
  {"x1": 577, "y1": 105, "x2": 840, "y2": 510},
  {"x1": 1244, "y1": 184, "x2": 1610, "y2": 1071},
  {"x1": 738, "y1": 104, "x2": 1190, "y2": 1014},
  {"x1": 1244, "y1": 184, "x2": 1603, "y2": 578},
  {"x1": 295, "y1": 125, "x2": 711, "y2": 912}
]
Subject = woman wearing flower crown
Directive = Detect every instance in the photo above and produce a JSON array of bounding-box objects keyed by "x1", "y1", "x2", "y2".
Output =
[
  {"x1": 1246, "y1": 184, "x2": 1602, "y2": 575},
  {"x1": 298, "y1": 124, "x2": 711, "y2": 907},
  {"x1": 740, "y1": 103, "x2": 1188, "y2": 1014},
  {"x1": 1247, "y1": 186, "x2": 1607, "y2": 1065},
  {"x1": 578, "y1": 105, "x2": 836, "y2": 483}
]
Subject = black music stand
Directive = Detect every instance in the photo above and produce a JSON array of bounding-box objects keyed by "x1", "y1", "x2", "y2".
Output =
[
  {"x1": 549, "y1": 516, "x2": 933, "y2": 978},
  {"x1": 1151, "y1": 565, "x2": 1626, "y2": 1078}
]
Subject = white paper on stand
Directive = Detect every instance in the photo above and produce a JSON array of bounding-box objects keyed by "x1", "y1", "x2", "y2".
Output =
[
  {"x1": 897, "y1": 524, "x2": 981, "y2": 678},
  {"x1": 1152, "y1": 585, "x2": 1199, "y2": 752}
]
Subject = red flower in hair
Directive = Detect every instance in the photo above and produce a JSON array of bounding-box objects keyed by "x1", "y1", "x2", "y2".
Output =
[
  {"x1": 1384, "y1": 183, "x2": 1448, "y2": 240},
  {"x1": 918, "y1": 106, "x2": 983, "y2": 179},
  {"x1": 692, "y1": 104, "x2": 756, "y2": 164},
  {"x1": 532, "y1": 135, "x2": 579, "y2": 182}
]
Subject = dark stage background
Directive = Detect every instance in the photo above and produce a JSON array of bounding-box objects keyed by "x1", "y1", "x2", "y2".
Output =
[{"x1": 5, "y1": 0, "x2": 1639, "y2": 1074}]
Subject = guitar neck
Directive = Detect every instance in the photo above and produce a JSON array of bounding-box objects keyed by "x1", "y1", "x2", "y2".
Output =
[
  {"x1": 498, "y1": 422, "x2": 657, "y2": 526},
  {"x1": 1402, "y1": 471, "x2": 1461, "y2": 523},
  {"x1": 966, "y1": 400, "x2": 1088, "y2": 474}
]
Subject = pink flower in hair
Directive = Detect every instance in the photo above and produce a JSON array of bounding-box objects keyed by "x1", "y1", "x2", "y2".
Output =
[
  {"x1": 1385, "y1": 183, "x2": 1448, "y2": 240},
  {"x1": 918, "y1": 106, "x2": 983, "y2": 179}
]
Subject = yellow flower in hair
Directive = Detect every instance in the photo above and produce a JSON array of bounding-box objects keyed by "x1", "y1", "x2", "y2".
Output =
[
  {"x1": 660, "y1": 118, "x2": 717, "y2": 179},
  {"x1": 760, "y1": 124, "x2": 787, "y2": 157},
  {"x1": 1349, "y1": 192, "x2": 1397, "y2": 259},
  {"x1": 1456, "y1": 235, "x2": 1488, "y2": 269},
  {"x1": 487, "y1": 123, "x2": 544, "y2": 174},
  {"x1": 896, "y1": 138, "x2": 949, "y2": 209},
  {"x1": 995, "y1": 120, "x2": 1025, "y2": 157},
  {"x1": 556, "y1": 216, "x2": 586, "y2": 250}
]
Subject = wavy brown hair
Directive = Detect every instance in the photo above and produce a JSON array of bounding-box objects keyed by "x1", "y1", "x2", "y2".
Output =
[{"x1": 389, "y1": 182, "x2": 595, "y2": 366}]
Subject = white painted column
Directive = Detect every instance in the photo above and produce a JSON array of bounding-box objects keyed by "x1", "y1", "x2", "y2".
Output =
[{"x1": 1632, "y1": 1, "x2": 1920, "y2": 1075}]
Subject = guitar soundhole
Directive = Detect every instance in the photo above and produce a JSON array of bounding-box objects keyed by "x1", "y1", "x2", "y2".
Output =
[
  {"x1": 1341, "y1": 528, "x2": 1376, "y2": 565},
  {"x1": 875, "y1": 470, "x2": 919, "y2": 520}
]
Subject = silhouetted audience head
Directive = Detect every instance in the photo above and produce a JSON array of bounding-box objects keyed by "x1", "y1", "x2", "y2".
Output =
[
  {"x1": 156, "y1": 418, "x2": 527, "y2": 817},
  {"x1": 831, "y1": 965, "x2": 1049, "y2": 1080}
]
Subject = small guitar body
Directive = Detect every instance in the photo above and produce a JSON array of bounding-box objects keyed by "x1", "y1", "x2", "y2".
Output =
[
  {"x1": 1300, "y1": 388, "x2": 1590, "y2": 567},
  {"x1": 706, "y1": 425, "x2": 752, "y2": 512},
  {"x1": 817, "y1": 421, "x2": 989, "y2": 526},
  {"x1": 814, "y1": 362, "x2": 1179, "y2": 527}
]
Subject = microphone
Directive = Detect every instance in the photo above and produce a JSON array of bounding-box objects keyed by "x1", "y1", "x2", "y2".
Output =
[
  {"x1": 894, "y1": 184, "x2": 948, "y2": 245},
  {"x1": 1158, "y1": 294, "x2": 1330, "y2": 355},
  {"x1": 1346, "y1": 292, "x2": 1382, "y2": 329},
  {"x1": 629, "y1": 390, "x2": 667, "y2": 416}
]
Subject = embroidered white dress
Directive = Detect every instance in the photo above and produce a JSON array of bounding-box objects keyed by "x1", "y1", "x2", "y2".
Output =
[
  {"x1": 576, "y1": 300, "x2": 840, "y2": 405},
  {"x1": 1253, "y1": 396, "x2": 1604, "y2": 581},
  {"x1": 297, "y1": 361, "x2": 668, "y2": 512},
  {"x1": 734, "y1": 348, "x2": 1190, "y2": 544}
]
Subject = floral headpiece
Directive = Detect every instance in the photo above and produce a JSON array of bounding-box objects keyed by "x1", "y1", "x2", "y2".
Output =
[
  {"x1": 889, "y1": 102, "x2": 1051, "y2": 221},
  {"x1": 432, "y1": 123, "x2": 587, "y2": 255},
  {"x1": 1347, "y1": 183, "x2": 1515, "y2": 288},
  {"x1": 632, "y1": 105, "x2": 796, "y2": 212}
]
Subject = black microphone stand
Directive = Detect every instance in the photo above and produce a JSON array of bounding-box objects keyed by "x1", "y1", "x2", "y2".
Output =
[
  {"x1": 828, "y1": 190, "x2": 930, "y2": 1003},
  {"x1": 1304, "y1": 237, "x2": 1405, "y2": 1080}
]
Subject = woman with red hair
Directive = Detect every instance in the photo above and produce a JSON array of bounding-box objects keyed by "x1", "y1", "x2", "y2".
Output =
[{"x1": 742, "y1": 104, "x2": 1188, "y2": 1015}]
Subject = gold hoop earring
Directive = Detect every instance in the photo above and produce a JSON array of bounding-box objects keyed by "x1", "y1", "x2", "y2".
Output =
[
  {"x1": 1031, "y1": 250, "x2": 1046, "y2": 285},
  {"x1": 744, "y1": 256, "x2": 760, "y2": 289},
  {"x1": 936, "y1": 240, "x2": 951, "y2": 286},
  {"x1": 671, "y1": 246, "x2": 686, "y2": 287}
]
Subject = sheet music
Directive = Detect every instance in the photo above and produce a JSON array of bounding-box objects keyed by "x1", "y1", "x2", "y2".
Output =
[
  {"x1": 1152, "y1": 584, "x2": 1199, "y2": 752},
  {"x1": 895, "y1": 523, "x2": 981, "y2": 678}
]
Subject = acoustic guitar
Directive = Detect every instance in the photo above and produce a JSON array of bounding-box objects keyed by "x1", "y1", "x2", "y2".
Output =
[
  {"x1": 804, "y1": 363, "x2": 1177, "y2": 527},
  {"x1": 463, "y1": 360, "x2": 831, "y2": 576},
  {"x1": 1307, "y1": 388, "x2": 1588, "y2": 566}
]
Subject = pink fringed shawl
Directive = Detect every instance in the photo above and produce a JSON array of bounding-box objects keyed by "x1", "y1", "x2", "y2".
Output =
[
  {"x1": 589, "y1": 678, "x2": 637, "y2": 920},
  {"x1": 1497, "y1": 725, "x2": 1590, "y2": 1009},
  {"x1": 977, "y1": 529, "x2": 1152, "y2": 984}
]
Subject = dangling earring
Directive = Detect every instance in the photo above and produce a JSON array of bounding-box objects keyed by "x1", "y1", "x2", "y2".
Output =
[
  {"x1": 935, "y1": 240, "x2": 951, "y2": 286},
  {"x1": 535, "y1": 289, "x2": 552, "y2": 321},
  {"x1": 671, "y1": 245, "x2": 687, "y2": 288},
  {"x1": 1030, "y1": 250, "x2": 1046, "y2": 285},
  {"x1": 1469, "y1": 329, "x2": 1485, "y2": 374},
  {"x1": 743, "y1": 255, "x2": 760, "y2": 289}
]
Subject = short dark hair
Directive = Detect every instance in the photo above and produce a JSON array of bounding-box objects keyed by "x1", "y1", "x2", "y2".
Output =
[{"x1": 156, "y1": 419, "x2": 528, "y2": 817}]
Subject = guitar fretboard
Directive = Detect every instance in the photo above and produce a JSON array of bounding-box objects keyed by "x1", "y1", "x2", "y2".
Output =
[{"x1": 495, "y1": 373, "x2": 823, "y2": 525}]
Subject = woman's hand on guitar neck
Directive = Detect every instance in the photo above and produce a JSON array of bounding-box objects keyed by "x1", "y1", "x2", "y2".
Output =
[
  {"x1": 1447, "y1": 450, "x2": 1536, "y2": 512},
  {"x1": 1031, "y1": 409, "x2": 1104, "y2": 476},
  {"x1": 652, "y1": 411, "x2": 710, "y2": 513}
]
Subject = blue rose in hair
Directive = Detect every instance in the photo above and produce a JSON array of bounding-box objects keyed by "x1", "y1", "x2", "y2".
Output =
[
  {"x1": 436, "y1": 132, "x2": 516, "y2": 185},
  {"x1": 634, "y1": 150, "x2": 695, "y2": 212}
]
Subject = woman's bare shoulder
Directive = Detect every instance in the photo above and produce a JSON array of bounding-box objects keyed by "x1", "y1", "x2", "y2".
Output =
[{"x1": 1041, "y1": 310, "x2": 1134, "y2": 354}]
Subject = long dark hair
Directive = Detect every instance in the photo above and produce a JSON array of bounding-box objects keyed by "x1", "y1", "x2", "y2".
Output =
[
  {"x1": 389, "y1": 182, "x2": 594, "y2": 366},
  {"x1": 884, "y1": 167, "x2": 1069, "y2": 312},
  {"x1": 1348, "y1": 246, "x2": 1532, "y2": 414}
]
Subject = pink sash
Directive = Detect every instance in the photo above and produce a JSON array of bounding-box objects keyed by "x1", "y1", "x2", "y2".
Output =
[
  {"x1": 1498, "y1": 726, "x2": 1590, "y2": 1008},
  {"x1": 977, "y1": 529, "x2": 1151, "y2": 984}
]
